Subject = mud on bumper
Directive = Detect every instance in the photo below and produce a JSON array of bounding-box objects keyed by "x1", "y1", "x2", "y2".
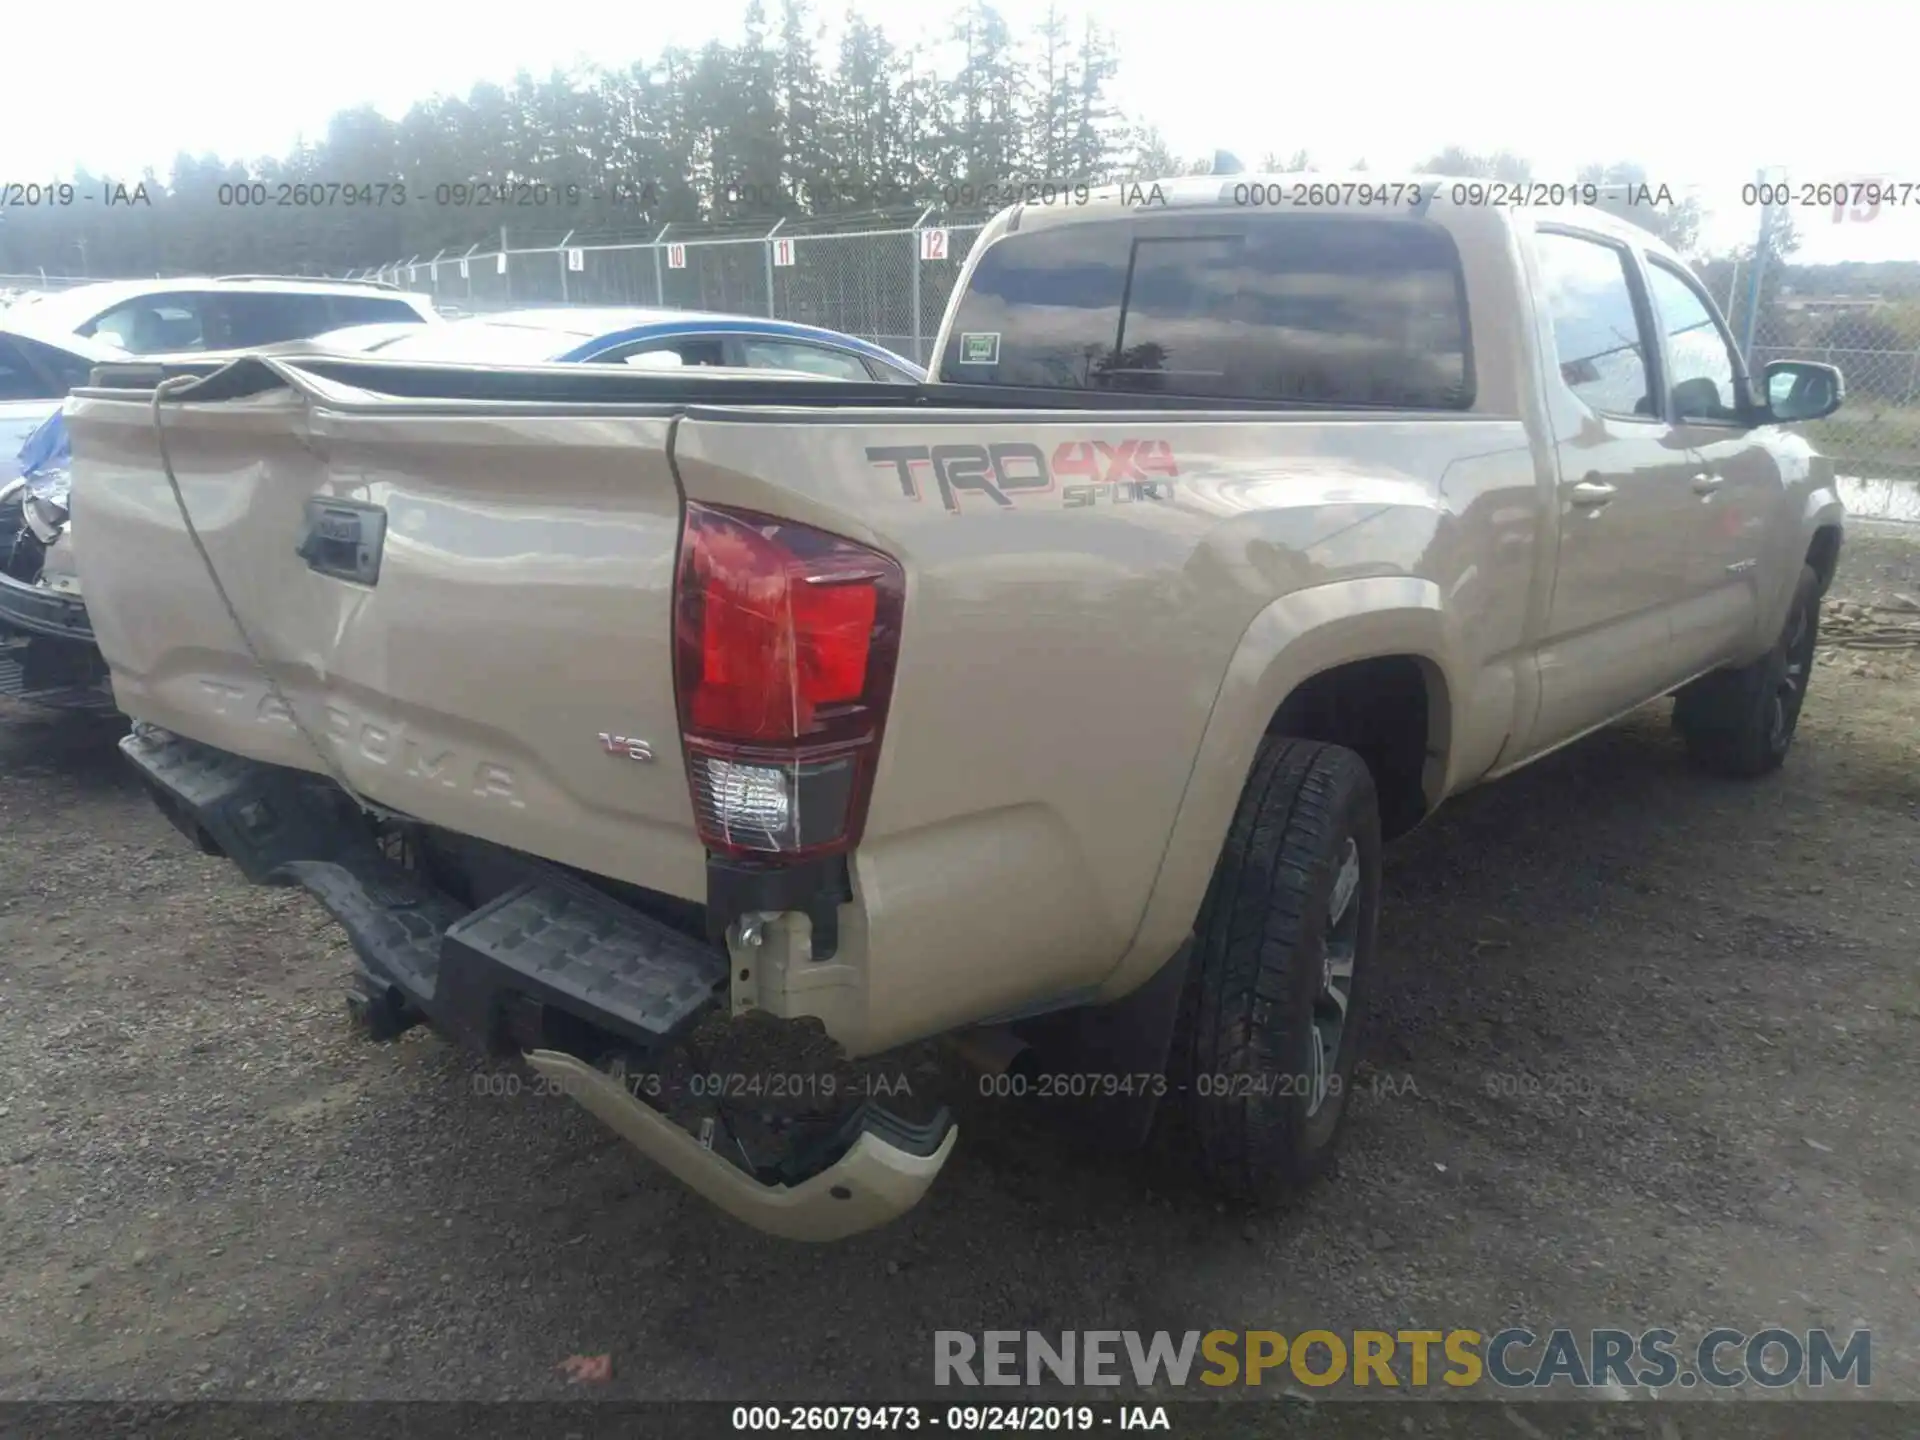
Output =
[{"x1": 121, "y1": 724, "x2": 955, "y2": 1240}]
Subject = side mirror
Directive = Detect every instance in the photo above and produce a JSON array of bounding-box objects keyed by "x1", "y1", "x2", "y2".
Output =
[{"x1": 1762, "y1": 361, "x2": 1844, "y2": 424}]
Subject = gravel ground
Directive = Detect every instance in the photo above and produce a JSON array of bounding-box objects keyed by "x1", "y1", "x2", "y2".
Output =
[{"x1": 1, "y1": 527, "x2": 1917, "y2": 1405}]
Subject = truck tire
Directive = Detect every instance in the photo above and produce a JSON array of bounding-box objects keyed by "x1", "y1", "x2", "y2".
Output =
[
  {"x1": 1174, "y1": 738, "x2": 1381, "y2": 1203},
  {"x1": 1674, "y1": 563, "x2": 1821, "y2": 779}
]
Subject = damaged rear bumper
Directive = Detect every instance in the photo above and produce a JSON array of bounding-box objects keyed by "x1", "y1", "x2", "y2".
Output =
[
  {"x1": 120, "y1": 723, "x2": 956, "y2": 1240},
  {"x1": 526, "y1": 1050, "x2": 956, "y2": 1241}
]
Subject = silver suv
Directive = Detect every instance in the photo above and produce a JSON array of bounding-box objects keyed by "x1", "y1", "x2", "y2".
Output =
[{"x1": 12, "y1": 274, "x2": 438, "y2": 354}]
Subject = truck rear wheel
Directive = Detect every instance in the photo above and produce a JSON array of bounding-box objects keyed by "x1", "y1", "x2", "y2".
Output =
[
  {"x1": 1173, "y1": 739, "x2": 1381, "y2": 1203},
  {"x1": 1674, "y1": 563, "x2": 1821, "y2": 779}
]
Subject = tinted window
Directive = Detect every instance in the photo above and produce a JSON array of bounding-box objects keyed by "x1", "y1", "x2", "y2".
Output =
[
  {"x1": 593, "y1": 337, "x2": 727, "y2": 367},
  {"x1": 736, "y1": 339, "x2": 870, "y2": 380},
  {"x1": 328, "y1": 295, "x2": 427, "y2": 326},
  {"x1": 1533, "y1": 231, "x2": 1655, "y2": 419},
  {"x1": 207, "y1": 293, "x2": 339, "y2": 347},
  {"x1": 86, "y1": 296, "x2": 206, "y2": 352},
  {"x1": 0, "y1": 337, "x2": 58, "y2": 400},
  {"x1": 1645, "y1": 259, "x2": 1741, "y2": 422},
  {"x1": 938, "y1": 214, "x2": 1471, "y2": 408},
  {"x1": 14, "y1": 337, "x2": 97, "y2": 392}
]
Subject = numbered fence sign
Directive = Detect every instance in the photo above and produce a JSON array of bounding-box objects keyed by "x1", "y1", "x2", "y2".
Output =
[
  {"x1": 567, "y1": 247, "x2": 585, "y2": 272},
  {"x1": 458, "y1": 257, "x2": 470, "y2": 279},
  {"x1": 772, "y1": 237, "x2": 796, "y2": 268},
  {"x1": 667, "y1": 243, "x2": 688, "y2": 269},
  {"x1": 919, "y1": 228, "x2": 949, "y2": 262},
  {"x1": 496, "y1": 252, "x2": 508, "y2": 275}
]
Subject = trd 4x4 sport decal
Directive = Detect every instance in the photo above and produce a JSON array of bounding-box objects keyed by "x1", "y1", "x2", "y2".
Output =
[{"x1": 865, "y1": 440, "x2": 1179, "y2": 514}]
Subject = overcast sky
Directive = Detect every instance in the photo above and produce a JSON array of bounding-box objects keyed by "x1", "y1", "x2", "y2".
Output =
[{"x1": 5, "y1": 0, "x2": 1915, "y2": 264}]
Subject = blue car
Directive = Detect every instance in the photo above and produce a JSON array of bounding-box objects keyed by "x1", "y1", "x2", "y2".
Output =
[{"x1": 314, "y1": 307, "x2": 926, "y2": 382}]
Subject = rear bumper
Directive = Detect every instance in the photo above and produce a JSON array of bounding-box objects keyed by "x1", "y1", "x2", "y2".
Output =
[
  {"x1": 525, "y1": 1050, "x2": 957, "y2": 1241},
  {"x1": 120, "y1": 722, "x2": 956, "y2": 1240},
  {"x1": 0, "y1": 570, "x2": 94, "y2": 642}
]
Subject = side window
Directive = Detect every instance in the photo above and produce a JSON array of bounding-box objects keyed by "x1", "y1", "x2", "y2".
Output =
[
  {"x1": 208, "y1": 293, "x2": 339, "y2": 348},
  {"x1": 0, "y1": 337, "x2": 59, "y2": 400},
  {"x1": 1532, "y1": 231, "x2": 1657, "y2": 419},
  {"x1": 1645, "y1": 259, "x2": 1742, "y2": 423},
  {"x1": 736, "y1": 339, "x2": 871, "y2": 381},
  {"x1": 596, "y1": 338, "x2": 727, "y2": 367},
  {"x1": 328, "y1": 295, "x2": 429, "y2": 326},
  {"x1": 11, "y1": 338, "x2": 95, "y2": 394},
  {"x1": 85, "y1": 297, "x2": 207, "y2": 353}
]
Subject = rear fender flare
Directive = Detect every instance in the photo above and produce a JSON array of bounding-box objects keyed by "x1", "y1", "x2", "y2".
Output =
[{"x1": 1095, "y1": 575, "x2": 1460, "y2": 1002}]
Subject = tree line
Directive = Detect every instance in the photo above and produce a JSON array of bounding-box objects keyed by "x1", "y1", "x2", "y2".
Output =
[
  {"x1": 1, "y1": 0, "x2": 1131, "y2": 278},
  {"x1": 0, "y1": 1, "x2": 1862, "y2": 288}
]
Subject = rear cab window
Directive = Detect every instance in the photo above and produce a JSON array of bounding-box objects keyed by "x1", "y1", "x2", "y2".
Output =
[{"x1": 939, "y1": 211, "x2": 1473, "y2": 408}]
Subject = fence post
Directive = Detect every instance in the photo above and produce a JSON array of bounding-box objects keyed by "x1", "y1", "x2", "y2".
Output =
[
  {"x1": 500, "y1": 227, "x2": 511, "y2": 305},
  {"x1": 463, "y1": 243, "x2": 479, "y2": 304},
  {"x1": 909, "y1": 205, "x2": 934, "y2": 366},
  {"x1": 653, "y1": 224, "x2": 669, "y2": 306},
  {"x1": 557, "y1": 230, "x2": 574, "y2": 304},
  {"x1": 1740, "y1": 168, "x2": 1775, "y2": 368},
  {"x1": 764, "y1": 218, "x2": 785, "y2": 318}
]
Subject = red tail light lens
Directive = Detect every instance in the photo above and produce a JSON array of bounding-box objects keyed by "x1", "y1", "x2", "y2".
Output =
[{"x1": 673, "y1": 502, "x2": 904, "y2": 859}]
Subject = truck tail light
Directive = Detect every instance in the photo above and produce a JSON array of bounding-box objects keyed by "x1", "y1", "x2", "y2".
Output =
[{"x1": 672, "y1": 501, "x2": 904, "y2": 860}]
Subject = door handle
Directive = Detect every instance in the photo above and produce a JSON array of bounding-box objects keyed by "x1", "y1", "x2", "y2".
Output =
[
  {"x1": 1691, "y1": 472, "x2": 1725, "y2": 495},
  {"x1": 1568, "y1": 480, "x2": 1617, "y2": 507}
]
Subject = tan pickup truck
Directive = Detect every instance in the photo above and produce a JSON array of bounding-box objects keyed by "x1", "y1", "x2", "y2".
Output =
[{"x1": 63, "y1": 177, "x2": 1845, "y2": 1240}]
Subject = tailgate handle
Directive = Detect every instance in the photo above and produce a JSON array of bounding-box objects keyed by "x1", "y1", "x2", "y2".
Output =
[{"x1": 296, "y1": 499, "x2": 387, "y2": 585}]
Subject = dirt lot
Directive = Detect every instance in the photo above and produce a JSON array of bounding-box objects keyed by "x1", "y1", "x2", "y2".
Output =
[{"x1": 1, "y1": 527, "x2": 1917, "y2": 1406}]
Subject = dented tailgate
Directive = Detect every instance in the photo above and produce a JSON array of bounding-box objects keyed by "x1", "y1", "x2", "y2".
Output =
[{"x1": 66, "y1": 362, "x2": 708, "y2": 902}]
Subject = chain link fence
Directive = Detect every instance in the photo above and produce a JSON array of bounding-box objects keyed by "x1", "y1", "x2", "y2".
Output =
[
  {"x1": 0, "y1": 272, "x2": 97, "y2": 289},
  {"x1": 352, "y1": 220, "x2": 986, "y2": 367},
  {"x1": 10, "y1": 187, "x2": 1918, "y2": 518},
  {"x1": 0, "y1": 271, "x2": 101, "y2": 305},
  {"x1": 1730, "y1": 174, "x2": 1920, "y2": 517}
]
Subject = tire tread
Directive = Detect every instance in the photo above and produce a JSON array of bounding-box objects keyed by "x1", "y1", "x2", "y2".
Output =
[{"x1": 1181, "y1": 737, "x2": 1378, "y2": 1202}]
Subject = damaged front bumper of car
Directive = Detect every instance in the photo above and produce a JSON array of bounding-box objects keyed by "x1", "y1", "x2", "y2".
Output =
[
  {"x1": 0, "y1": 442, "x2": 115, "y2": 709},
  {"x1": 118, "y1": 723, "x2": 958, "y2": 1241}
]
